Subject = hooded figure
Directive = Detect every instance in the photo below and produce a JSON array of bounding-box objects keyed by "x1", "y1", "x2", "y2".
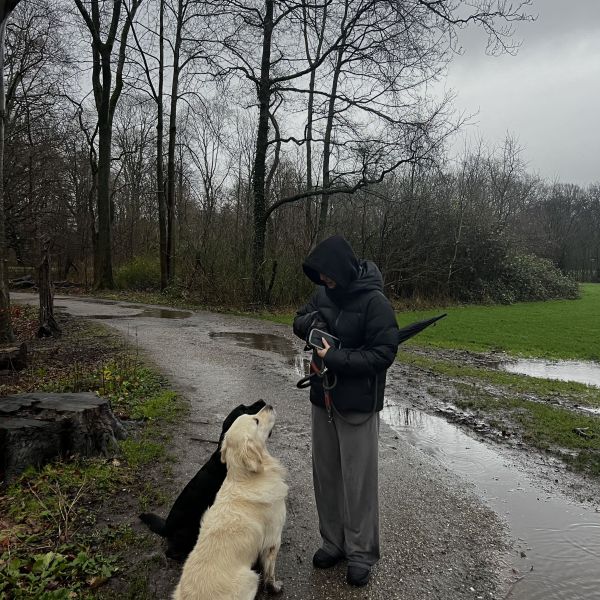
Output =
[
  {"x1": 293, "y1": 235, "x2": 400, "y2": 587},
  {"x1": 294, "y1": 234, "x2": 400, "y2": 413}
]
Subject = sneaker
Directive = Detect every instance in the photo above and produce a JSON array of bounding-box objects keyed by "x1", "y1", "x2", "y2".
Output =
[
  {"x1": 347, "y1": 565, "x2": 370, "y2": 586},
  {"x1": 312, "y1": 548, "x2": 342, "y2": 569}
]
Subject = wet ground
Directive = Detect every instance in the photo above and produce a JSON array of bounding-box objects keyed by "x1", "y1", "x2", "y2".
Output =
[
  {"x1": 500, "y1": 358, "x2": 600, "y2": 387},
  {"x1": 12, "y1": 293, "x2": 600, "y2": 599}
]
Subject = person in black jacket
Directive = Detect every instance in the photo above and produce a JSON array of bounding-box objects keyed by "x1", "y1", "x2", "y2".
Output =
[{"x1": 293, "y1": 235, "x2": 399, "y2": 587}]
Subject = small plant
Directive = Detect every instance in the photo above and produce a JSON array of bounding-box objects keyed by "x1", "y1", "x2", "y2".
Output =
[
  {"x1": 0, "y1": 549, "x2": 117, "y2": 599},
  {"x1": 115, "y1": 256, "x2": 161, "y2": 291}
]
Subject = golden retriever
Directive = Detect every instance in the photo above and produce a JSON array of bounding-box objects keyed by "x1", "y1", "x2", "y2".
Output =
[{"x1": 172, "y1": 405, "x2": 287, "y2": 600}]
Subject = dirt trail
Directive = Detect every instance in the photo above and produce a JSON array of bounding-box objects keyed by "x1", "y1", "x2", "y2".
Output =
[{"x1": 13, "y1": 293, "x2": 509, "y2": 600}]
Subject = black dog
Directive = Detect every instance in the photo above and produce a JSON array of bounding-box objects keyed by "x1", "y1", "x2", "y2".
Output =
[{"x1": 139, "y1": 400, "x2": 267, "y2": 561}]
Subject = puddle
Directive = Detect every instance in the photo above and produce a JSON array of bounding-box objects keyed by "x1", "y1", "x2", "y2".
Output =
[
  {"x1": 87, "y1": 308, "x2": 191, "y2": 320},
  {"x1": 209, "y1": 332, "x2": 300, "y2": 361},
  {"x1": 381, "y1": 401, "x2": 600, "y2": 600},
  {"x1": 500, "y1": 359, "x2": 600, "y2": 388}
]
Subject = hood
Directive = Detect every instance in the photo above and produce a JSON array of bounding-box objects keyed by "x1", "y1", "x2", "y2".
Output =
[
  {"x1": 302, "y1": 235, "x2": 359, "y2": 289},
  {"x1": 345, "y1": 259, "x2": 384, "y2": 295},
  {"x1": 302, "y1": 235, "x2": 384, "y2": 300}
]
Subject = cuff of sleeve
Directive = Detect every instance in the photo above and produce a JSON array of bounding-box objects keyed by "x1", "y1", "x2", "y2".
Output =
[{"x1": 323, "y1": 349, "x2": 341, "y2": 371}]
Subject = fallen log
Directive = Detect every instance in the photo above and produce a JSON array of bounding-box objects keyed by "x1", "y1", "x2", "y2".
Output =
[{"x1": 9, "y1": 274, "x2": 35, "y2": 289}]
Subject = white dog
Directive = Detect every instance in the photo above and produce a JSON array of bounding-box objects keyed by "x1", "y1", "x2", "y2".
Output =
[{"x1": 172, "y1": 404, "x2": 288, "y2": 600}]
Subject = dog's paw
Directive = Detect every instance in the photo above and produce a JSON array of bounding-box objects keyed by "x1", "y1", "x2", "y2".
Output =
[{"x1": 266, "y1": 580, "x2": 284, "y2": 594}]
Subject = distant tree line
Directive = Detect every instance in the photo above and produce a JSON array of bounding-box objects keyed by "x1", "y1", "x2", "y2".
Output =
[{"x1": 3, "y1": 0, "x2": 594, "y2": 310}]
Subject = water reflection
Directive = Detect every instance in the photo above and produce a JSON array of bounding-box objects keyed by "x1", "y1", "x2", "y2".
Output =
[
  {"x1": 88, "y1": 307, "x2": 191, "y2": 320},
  {"x1": 209, "y1": 332, "x2": 299, "y2": 360},
  {"x1": 501, "y1": 359, "x2": 600, "y2": 388},
  {"x1": 381, "y1": 400, "x2": 600, "y2": 600}
]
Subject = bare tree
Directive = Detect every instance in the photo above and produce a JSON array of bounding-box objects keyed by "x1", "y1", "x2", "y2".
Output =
[
  {"x1": 0, "y1": 0, "x2": 23, "y2": 343},
  {"x1": 0, "y1": 17, "x2": 14, "y2": 342},
  {"x1": 73, "y1": 0, "x2": 142, "y2": 289},
  {"x1": 216, "y1": 0, "x2": 531, "y2": 303},
  {"x1": 127, "y1": 0, "x2": 168, "y2": 288}
]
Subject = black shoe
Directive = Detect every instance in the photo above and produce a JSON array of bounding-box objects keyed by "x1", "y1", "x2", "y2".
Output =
[
  {"x1": 312, "y1": 549, "x2": 342, "y2": 569},
  {"x1": 347, "y1": 565, "x2": 370, "y2": 587}
]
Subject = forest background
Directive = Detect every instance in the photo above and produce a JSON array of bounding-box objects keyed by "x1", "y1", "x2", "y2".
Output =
[{"x1": 2, "y1": 0, "x2": 597, "y2": 311}]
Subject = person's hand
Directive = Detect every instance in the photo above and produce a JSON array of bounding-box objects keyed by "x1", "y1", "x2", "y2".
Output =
[{"x1": 316, "y1": 338, "x2": 330, "y2": 359}]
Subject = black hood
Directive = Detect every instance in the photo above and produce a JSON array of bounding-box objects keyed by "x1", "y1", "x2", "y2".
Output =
[{"x1": 303, "y1": 235, "x2": 359, "y2": 289}]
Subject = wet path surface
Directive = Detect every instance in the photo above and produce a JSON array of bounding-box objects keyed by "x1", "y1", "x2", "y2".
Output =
[
  {"x1": 15, "y1": 293, "x2": 597, "y2": 599},
  {"x1": 381, "y1": 402, "x2": 600, "y2": 600}
]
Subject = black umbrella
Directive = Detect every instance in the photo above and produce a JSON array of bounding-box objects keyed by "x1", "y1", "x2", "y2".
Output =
[{"x1": 397, "y1": 313, "x2": 447, "y2": 345}]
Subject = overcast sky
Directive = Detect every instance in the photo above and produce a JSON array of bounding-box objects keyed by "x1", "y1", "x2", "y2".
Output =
[{"x1": 442, "y1": 0, "x2": 600, "y2": 185}]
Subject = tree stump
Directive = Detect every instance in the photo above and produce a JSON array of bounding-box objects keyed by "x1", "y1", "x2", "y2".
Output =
[{"x1": 0, "y1": 392, "x2": 126, "y2": 483}]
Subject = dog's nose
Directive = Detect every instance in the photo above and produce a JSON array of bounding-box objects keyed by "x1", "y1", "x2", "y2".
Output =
[{"x1": 264, "y1": 404, "x2": 274, "y2": 411}]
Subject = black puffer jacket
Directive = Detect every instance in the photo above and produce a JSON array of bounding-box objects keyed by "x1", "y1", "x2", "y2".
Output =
[{"x1": 294, "y1": 236, "x2": 400, "y2": 413}]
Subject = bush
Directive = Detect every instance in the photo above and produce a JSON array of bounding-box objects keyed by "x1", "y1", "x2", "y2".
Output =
[
  {"x1": 468, "y1": 254, "x2": 580, "y2": 304},
  {"x1": 115, "y1": 256, "x2": 161, "y2": 290}
]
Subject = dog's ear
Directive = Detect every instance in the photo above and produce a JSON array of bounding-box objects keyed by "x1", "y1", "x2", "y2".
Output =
[
  {"x1": 240, "y1": 438, "x2": 264, "y2": 473},
  {"x1": 220, "y1": 436, "x2": 229, "y2": 464}
]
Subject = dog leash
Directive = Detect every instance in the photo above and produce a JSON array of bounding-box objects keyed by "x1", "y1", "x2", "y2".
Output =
[
  {"x1": 296, "y1": 357, "x2": 378, "y2": 426},
  {"x1": 296, "y1": 358, "x2": 337, "y2": 422}
]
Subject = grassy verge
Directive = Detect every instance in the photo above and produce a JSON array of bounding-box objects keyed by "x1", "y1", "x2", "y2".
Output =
[
  {"x1": 0, "y1": 307, "x2": 187, "y2": 599},
  {"x1": 398, "y1": 351, "x2": 600, "y2": 408},
  {"x1": 452, "y1": 385, "x2": 600, "y2": 476},
  {"x1": 398, "y1": 349, "x2": 600, "y2": 476}
]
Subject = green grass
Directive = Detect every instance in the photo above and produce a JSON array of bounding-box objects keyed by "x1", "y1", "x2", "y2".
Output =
[
  {"x1": 395, "y1": 283, "x2": 600, "y2": 360},
  {"x1": 398, "y1": 352, "x2": 600, "y2": 407}
]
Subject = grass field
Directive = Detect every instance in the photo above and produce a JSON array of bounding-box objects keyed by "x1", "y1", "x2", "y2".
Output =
[{"x1": 395, "y1": 283, "x2": 600, "y2": 360}]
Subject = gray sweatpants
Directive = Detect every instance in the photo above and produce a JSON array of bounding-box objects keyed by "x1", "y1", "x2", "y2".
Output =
[{"x1": 311, "y1": 404, "x2": 380, "y2": 569}]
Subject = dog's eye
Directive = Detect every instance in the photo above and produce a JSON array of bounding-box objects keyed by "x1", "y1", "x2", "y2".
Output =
[{"x1": 253, "y1": 417, "x2": 259, "y2": 425}]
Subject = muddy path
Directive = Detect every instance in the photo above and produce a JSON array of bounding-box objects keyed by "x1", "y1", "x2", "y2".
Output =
[{"x1": 12, "y1": 293, "x2": 528, "y2": 599}]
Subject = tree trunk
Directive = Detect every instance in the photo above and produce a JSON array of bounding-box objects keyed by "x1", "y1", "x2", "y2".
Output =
[
  {"x1": 316, "y1": 40, "x2": 345, "y2": 242},
  {"x1": 157, "y1": 0, "x2": 167, "y2": 290},
  {"x1": 38, "y1": 239, "x2": 60, "y2": 337},
  {"x1": 95, "y1": 114, "x2": 115, "y2": 289},
  {"x1": 303, "y1": 2, "x2": 327, "y2": 248},
  {"x1": 0, "y1": 21, "x2": 14, "y2": 344},
  {"x1": 166, "y1": 0, "x2": 183, "y2": 286},
  {"x1": 251, "y1": 0, "x2": 273, "y2": 304}
]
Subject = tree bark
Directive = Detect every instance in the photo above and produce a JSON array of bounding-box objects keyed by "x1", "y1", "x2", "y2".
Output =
[
  {"x1": 0, "y1": 20, "x2": 14, "y2": 344},
  {"x1": 166, "y1": 0, "x2": 184, "y2": 286},
  {"x1": 0, "y1": 392, "x2": 126, "y2": 483},
  {"x1": 38, "y1": 238, "x2": 60, "y2": 337},
  {"x1": 251, "y1": 0, "x2": 274, "y2": 304},
  {"x1": 157, "y1": 0, "x2": 167, "y2": 289}
]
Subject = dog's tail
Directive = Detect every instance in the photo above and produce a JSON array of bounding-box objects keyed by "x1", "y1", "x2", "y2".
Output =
[{"x1": 139, "y1": 512, "x2": 167, "y2": 537}]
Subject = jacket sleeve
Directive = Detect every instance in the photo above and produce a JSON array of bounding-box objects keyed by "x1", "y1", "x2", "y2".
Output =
[
  {"x1": 323, "y1": 293, "x2": 399, "y2": 375},
  {"x1": 293, "y1": 291, "x2": 320, "y2": 341}
]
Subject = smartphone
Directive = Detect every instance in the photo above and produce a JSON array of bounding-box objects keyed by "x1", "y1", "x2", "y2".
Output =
[{"x1": 308, "y1": 328, "x2": 341, "y2": 350}]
